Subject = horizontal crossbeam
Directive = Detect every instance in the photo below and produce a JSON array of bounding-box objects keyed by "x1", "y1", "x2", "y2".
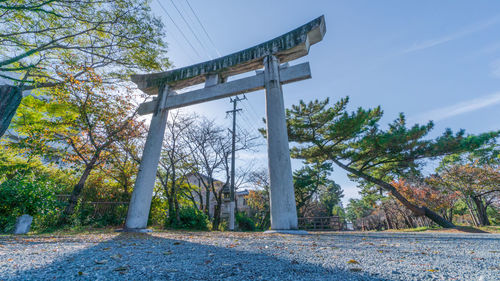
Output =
[
  {"x1": 138, "y1": 62, "x2": 311, "y2": 116},
  {"x1": 131, "y1": 16, "x2": 325, "y2": 94}
]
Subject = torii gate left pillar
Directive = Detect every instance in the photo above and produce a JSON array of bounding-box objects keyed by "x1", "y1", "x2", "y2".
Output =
[{"x1": 124, "y1": 15, "x2": 326, "y2": 233}]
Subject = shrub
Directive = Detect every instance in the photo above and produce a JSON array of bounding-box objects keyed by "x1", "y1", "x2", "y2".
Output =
[
  {"x1": 166, "y1": 207, "x2": 209, "y2": 230},
  {"x1": 236, "y1": 211, "x2": 255, "y2": 231},
  {"x1": 0, "y1": 172, "x2": 61, "y2": 233},
  {"x1": 72, "y1": 201, "x2": 128, "y2": 228}
]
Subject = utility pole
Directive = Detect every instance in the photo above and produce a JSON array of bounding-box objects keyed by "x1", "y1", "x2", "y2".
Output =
[{"x1": 226, "y1": 95, "x2": 245, "y2": 230}]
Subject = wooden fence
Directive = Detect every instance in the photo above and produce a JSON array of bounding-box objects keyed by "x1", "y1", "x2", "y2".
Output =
[
  {"x1": 57, "y1": 195, "x2": 129, "y2": 223},
  {"x1": 298, "y1": 216, "x2": 343, "y2": 231}
]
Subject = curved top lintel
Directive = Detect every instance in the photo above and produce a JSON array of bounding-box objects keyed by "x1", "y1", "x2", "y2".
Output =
[{"x1": 131, "y1": 15, "x2": 326, "y2": 95}]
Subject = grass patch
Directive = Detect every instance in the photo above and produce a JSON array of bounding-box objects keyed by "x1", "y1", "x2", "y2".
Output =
[
  {"x1": 29, "y1": 225, "x2": 119, "y2": 236},
  {"x1": 477, "y1": 226, "x2": 500, "y2": 233},
  {"x1": 382, "y1": 225, "x2": 500, "y2": 234},
  {"x1": 383, "y1": 226, "x2": 442, "y2": 232}
]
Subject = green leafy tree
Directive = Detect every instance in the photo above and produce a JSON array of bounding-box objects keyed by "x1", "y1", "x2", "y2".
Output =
[
  {"x1": 284, "y1": 97, "x2": 499, "y2": 228},
  {"x1": 293, "y1": 162, "x2": 343, "y2": 216},
  {"x1": 319, "y1": 181, "x2": 344, "y2": 216},
  {"x1": 0, "y1": 0, "x2": 169, "y2": 87},
  {"x1": 346, "y1": 198, "x2": 373, "y2": 225},
  {"x1": 0, "y1": 0, "x2": 169, "y2": 138},
  {"x1": 430, "y1": 145, "x2": 500, "y2": 226},
  {"x1": 293, "y1": 162, "x2": 330, "y2": 215},
  {"x1": 8, "y1": 67, "x2": 144, "y2": 222}
]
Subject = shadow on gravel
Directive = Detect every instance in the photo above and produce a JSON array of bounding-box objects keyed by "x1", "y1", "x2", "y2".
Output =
[{"x1": 2, "y1": 233, "x2": 392, "y2": 281}]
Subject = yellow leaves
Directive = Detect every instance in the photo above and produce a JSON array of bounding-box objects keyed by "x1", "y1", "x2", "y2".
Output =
[
  {"x1": 427, "y1": 269, "x2": 438, "y2": 272},
  {"x1": 347, "y1": 259, "x2": 359, "y2": 264}
]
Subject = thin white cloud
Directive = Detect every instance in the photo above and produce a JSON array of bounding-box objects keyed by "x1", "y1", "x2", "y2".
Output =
[
  {"x1": 410, "y1": 92, "x2": 500, "y2": 123},
  {"x1": 402, "y1": 16, "x2": 500, "y2": 54}
]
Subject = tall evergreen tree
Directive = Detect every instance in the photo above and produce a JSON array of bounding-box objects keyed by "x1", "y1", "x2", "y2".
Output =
[{"x1": 283, "y1": 97, "x2": 499, "y2": 228}]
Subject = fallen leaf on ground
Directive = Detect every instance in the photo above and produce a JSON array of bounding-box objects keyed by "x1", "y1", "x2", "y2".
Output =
[
  {"x1": 347, "y1": 259, "x2": 359, "y2": 264},
  {"x1": 427, "y1": 269, "x2": 438, "y2": 272},
  {"x1": 95, "y1": 259, "x2": 108, "y2": 264},
  {"x1": 114, "y1": 266, "x2": 129, "y2": 272},
  {"x1": 111, "y1": 254, "x2": 122, "y2": 260},
  {"x1": 163, "y1": 251, "x2": 173, "y2": 255},
  {"x1": 165, "y1": 269, "x2": 178, "y2": 272},
  {"x1": 102, "y1": 247, "x2": 111, "y2": 251},
  {"x1": 173, "y1": 242, "x2": 181, "y2": 245}
]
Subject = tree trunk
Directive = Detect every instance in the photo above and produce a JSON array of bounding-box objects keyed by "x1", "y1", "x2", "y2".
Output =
[
  {"x1": 168, "y1": 167, "x2": 178, "y2": 225},
  {"x1": 465, "y1": 197, "x2": 480, "y2": 226},
  {"x1": 60, "y1": 162, "x2": 95, "y2": 223},
  {"x1": 331, "y1": 159, "x2": 455, "y2": 228},
  {"x1": 382, "y1": 206, "x2": 393, "y2": 229},
  {"x1": 0, "y1": 85, "x2": 22, "y2": 138},
  {"x1": 205, "y1": 188, "x2": 210, "y2": 217},
  {"x1": 212, "y1": 201, "x2": 221, "y2": 230},
  {"x1": 472, "y1": 196, "x2": 490, "y2": 226}
]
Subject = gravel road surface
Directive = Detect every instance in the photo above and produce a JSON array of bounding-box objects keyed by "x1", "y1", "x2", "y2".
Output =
[{"x1": 1, "y1": 231, "x2": 499, "y2": 280}]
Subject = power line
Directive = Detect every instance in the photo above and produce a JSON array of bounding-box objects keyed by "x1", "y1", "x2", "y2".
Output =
[
  {"x1": 169, "y1": 0, "x2": 213, "y2": 59},
  {"x1": 156, "y1": 0, "x2": 202, "y2": 59},
  {"x1": 185, "y1": 0, "x2": 222, "y2": 57},
  {"x1": 239, "y1": 105, "x2": 264, "y2": 139},
  {"x1": 246, "y1": 99, "x2": 263, "y2": 122}
]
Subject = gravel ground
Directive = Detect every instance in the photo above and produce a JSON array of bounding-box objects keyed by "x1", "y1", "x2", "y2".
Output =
[{"x1": 0, "y1": 231, "x2": 499, "y2": 280}]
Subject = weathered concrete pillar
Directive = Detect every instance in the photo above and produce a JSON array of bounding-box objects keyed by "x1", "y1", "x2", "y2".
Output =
[
  {"x1": 264, "y1": 55, "x2": 299, "y2": 230},
  {"x1": 125, "y1": 85, "x2": 170, "y2": 230}
]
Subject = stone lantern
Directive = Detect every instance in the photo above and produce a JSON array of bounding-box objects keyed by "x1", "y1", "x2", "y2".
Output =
[{"x1": 221, "y1": 184, "x2": 231, "y2": 203}]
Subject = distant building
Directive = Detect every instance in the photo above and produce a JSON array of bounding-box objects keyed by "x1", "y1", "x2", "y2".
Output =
[{"x1": 185, "y1": 173, "x2": 250, "y2": 218}]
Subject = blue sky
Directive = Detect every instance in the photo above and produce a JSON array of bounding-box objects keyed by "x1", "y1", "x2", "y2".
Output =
[{"x1": 149, "y1": 0, "x2": 500, "y2": 205}]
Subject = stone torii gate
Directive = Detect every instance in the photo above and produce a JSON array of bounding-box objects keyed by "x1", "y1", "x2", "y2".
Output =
[{"x1": 125, "y1": 15, "x2": 326, "y2": 233}]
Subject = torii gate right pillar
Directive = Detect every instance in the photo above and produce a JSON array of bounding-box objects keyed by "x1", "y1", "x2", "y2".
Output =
[{"x1": 264, "y1": 55, "x2": 299, "y2": 230}]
